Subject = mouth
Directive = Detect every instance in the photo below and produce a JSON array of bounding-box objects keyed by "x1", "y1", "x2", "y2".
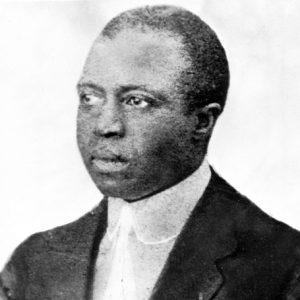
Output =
[{"x1": 90, "y1": 153, "x2": 129, "y2": 173}]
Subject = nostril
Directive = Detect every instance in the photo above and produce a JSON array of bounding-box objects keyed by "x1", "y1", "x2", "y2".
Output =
[
  {"x1": 103, "y1": 132, "x2": 120, "y2": 138},
  {"x1": 93, "y1": 120, "x2": 125, "y2": 138}
]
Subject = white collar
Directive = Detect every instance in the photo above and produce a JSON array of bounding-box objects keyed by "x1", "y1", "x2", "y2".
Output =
[{"x1": 107, "y1": 159, "x2": 211, "y2": 244}]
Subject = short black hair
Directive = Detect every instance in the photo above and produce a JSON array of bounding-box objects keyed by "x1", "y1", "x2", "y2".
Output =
[{"x1": 101, "y1": 5, "x2": 230, "y2": 113}]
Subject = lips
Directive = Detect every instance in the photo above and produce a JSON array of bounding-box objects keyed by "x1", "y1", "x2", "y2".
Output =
[
  {"x1": 90, "y1": 151, "x2": 128, "y2": 162},
  {"x1": 90, "y1": 151, "x2": 129, "y2": 173}
]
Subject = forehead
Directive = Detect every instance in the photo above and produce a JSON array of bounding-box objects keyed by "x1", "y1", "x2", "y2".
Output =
[{"x1": 80, "y1": 29, "x2": 190, "y2": 92}]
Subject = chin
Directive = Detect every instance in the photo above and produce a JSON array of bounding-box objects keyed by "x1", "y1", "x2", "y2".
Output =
[
  {"x1": 95, "y1": 177, "x2": 158, "y2": 201},
  {"x1": 93, "y1": 175, "x2": 137, "y2": 199}
]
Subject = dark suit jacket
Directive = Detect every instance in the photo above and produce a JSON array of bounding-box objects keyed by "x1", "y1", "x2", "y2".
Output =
[{"x1": 1, "y1": 169, "x2": 300, "y2": 300}]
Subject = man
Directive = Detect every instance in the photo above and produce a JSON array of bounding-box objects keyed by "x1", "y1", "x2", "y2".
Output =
[{"x1": 1, "y1": 5, "x2": 300, "y2": 300}]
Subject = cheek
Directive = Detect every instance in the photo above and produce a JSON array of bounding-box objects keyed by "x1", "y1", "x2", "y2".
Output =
[
  {"x1": 132, "y1": 116, "x2": 193, "y2": 163},
  {"x1": 76, "y1": 113, "x2": 94, "y2": 157}
]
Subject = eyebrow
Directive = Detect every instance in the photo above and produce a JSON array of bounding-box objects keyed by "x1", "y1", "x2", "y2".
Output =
[{"x1": 76, "y1": 82, "x2": 105, "y2": 94}]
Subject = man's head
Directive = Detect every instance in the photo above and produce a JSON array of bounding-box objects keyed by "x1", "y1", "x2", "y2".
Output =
[{"x1": 77, "y1": 5, "x2": 229, "y2": 200}]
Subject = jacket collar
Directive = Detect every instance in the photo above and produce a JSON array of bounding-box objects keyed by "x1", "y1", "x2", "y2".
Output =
[{"x1": 150, "y1": 169, "x2": 238, "y2": 300}]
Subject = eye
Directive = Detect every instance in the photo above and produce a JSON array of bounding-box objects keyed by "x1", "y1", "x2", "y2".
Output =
[
  {"x1": 80, "y1": 93, "x2": 103, "y2": 106},
  {"x1": 125, "y1": 95, "x2": 150, "y2": 108}
]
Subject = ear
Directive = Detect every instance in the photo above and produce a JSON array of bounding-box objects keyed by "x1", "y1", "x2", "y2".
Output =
[{"x1": 193, "y1": 103, "x2": 221, "y2": 140}]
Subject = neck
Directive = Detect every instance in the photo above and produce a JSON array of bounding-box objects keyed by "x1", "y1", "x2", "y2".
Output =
[{"x1": 124, "y1": 155, "x2": 206, "y2": 202}]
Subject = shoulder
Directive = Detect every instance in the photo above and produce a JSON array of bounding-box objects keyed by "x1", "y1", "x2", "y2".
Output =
[
  {"x1": 207, "y1": 170, "x2": 300, "y2": 298},
  {"x1": 205, "y1": 168, "x2": 300, "y2": 268},
  {"x1": 210, "y1": 169, "x2": 300, "y2": 294},
  {"x1": 0, "y1": 200, "x2": 107, "y2": 299},
  {"x1": 9, "y1": 200, "x2": 106, "y2": 257},
  {"x1": 210, "y1": 168, "x2": 300, "y2": 246}
]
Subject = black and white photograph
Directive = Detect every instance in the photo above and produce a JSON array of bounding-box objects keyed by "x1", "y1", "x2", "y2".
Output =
[{"x1": 0, "y1": 0, "x2": 300, "y2": 299}]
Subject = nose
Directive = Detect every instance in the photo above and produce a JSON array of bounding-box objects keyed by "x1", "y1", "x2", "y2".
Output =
[{"x1": 93, "y1": 100, "x2": 125, "y2": 138}]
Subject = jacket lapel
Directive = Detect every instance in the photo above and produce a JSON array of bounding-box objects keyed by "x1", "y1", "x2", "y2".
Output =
[
  {"x1": 38, "y1": 198, "x2": 108, "y2": 300},
  {"x1": 40, "y1": 170, "x2": 238, "y2": 300},
  {"x1": 151, "y1": 170, "x2": 238, "y2": 300}
]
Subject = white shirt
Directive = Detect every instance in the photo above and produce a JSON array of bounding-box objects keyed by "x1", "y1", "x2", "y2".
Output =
[{"x1": 93, "y1": 159, "x2": 211, "y2": 300}]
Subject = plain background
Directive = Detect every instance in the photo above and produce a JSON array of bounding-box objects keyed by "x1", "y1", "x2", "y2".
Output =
[{"x1": 0, "y1": 0, "x2": 299, "y2": 269}]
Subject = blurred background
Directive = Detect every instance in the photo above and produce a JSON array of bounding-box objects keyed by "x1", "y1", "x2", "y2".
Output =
[{"x1": 0, "y1": 0, "x2": 299, "y2": 268}]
